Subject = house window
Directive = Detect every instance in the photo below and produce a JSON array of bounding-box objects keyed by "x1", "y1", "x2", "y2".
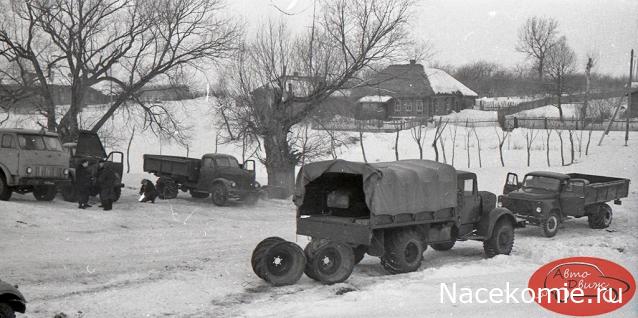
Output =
[
  {"x1": 395, "y1": 99, "x2": 402, "y2": 114},
  {"x1": 415, "y1": 100, "x2": 423, "y2": 114},
  {"x1": 404, "y1": 100, "x2": 413, "y2": 112}
]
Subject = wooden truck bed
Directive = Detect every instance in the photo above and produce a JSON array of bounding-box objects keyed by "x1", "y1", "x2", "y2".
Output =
[
  {"x1": 143, "y1": 154, "x2": 201, "y2": 182},
  {"x1": 567, "y1": 173, "x2": 630, "y2": 206}
]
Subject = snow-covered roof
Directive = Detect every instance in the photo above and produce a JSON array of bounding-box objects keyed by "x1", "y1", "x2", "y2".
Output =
[
  {"x1": 358, "y1": 95, "x2": 393, "y2": 103},
  {"x1": 424, "y1": 68, "x2": 478, "y2": 97}
]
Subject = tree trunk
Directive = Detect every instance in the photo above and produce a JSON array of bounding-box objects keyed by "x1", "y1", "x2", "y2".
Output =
[
  {"x1": 466, "y1": 132, "x2": 470, "y2": 168},
  {"x1": 264, "y1": 127, "x2": 297, "y2": 199},
  {"x1": 586, "y1": 127, "x2": 593, "y2": 155},
  {"x1": 569, "y1": 130, "x2": 574, "y2": 164},
  {"x1": 126, "y1": 127, "x2": 135, "y2": 173},
  {"x1": 439, "y1": 137, "x2": 446, "y2": 163},
  {"x1": 394, "y1": 129, "x2": 400, "y2": 161},
  {"x1": 557, "y1": 131, "x2": 565, "y2": 166},
  {"x1": 473, "y1": 128, "x2": 481, "y2": 168},
  {"x1": 359, "y1": 130, "x2": 368, "y2": 163},
  {"x1": 546, "y1": 130, "x2": 551, "y2": 167},
  {"x1": 451, "y1": 127, "x2": 457, "y2": 166}
]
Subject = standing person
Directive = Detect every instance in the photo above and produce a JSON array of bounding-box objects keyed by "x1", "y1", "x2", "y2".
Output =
[
  {"x1": 139, "y1": 179, "x2": 158, "y2": 203},
  {"x1": 76, "y1": 159, "x2": 92, "y2": 209},
  {"x1": 96, "y1": 160, "x2": 116, "y2": 211}
]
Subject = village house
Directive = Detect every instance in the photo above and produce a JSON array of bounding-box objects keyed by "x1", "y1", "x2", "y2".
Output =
[{"x1": 352, "y1": 60, "x2": 478, "y2": 120}]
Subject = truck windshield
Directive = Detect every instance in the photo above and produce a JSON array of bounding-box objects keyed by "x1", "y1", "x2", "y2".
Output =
[
  {"x1": 18, "y1": 134, "x2": 63, "y2": 151},
  {"x1": 523, "y1": 175, "x2": 561, "y2": 191},
  {"x1": 215, "y1": 157, "x2": 239, "y2": 168}
]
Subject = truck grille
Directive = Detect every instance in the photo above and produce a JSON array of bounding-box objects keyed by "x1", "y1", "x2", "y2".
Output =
[
  {"x1": 503, "y1": 198, "x2": 535, "y2": 215},
  {"x1": 32, "y1": 166, "x2": 65, "y2": 178}
]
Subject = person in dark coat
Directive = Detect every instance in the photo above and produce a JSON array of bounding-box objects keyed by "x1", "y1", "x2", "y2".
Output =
[
  {"x1": 76, "y1": 159, "x2": 92, "y2": 209},
  {"x1": 139, "y1": 179, "x2": 158, "y2": 203},
  {"x1": 96, "y1": 160, "x2": 116, "y2": 211}
]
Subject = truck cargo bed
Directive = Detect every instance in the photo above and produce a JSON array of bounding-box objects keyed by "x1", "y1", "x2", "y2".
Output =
[
  {"x1": 567, "y1": 173, "x2": 630, "y2": 205},
  {"x1": 143, "y1": 154, "x2": 201, "y2": 182}
]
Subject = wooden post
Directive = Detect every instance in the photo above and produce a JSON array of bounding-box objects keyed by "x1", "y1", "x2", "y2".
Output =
[{"x1": 625, "y1": 49, "x2": 634, "y2": 146}]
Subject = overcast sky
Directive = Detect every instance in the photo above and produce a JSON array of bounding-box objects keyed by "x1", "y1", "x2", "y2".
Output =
[{"x1": 228, "y1": 0, "x2": 638, "y2": 76}]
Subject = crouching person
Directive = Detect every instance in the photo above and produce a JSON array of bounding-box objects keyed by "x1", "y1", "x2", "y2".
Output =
[{"x1": 139, "y1": 179, "x2": 157, "y2": 203}]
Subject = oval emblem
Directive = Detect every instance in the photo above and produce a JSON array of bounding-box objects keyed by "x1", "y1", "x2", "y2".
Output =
[{"x1": 528, "y1": 256, "x2": 635, "y2": 316}]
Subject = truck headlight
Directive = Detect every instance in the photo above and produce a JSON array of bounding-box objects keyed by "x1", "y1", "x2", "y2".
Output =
[
  {"x1": 497, "y1": 201, "x2": 503, "y2": 208},
  {"x1": 26, "y1": 167, "x2": 33, "y2": 174},
  {"x1": 254, "y1": 181, "x2": 260, "y2": 188},
  {"x1": 536, "y1": 206, "x2": 542, "y2": 213},
  {"x1": 63, "y1": 169, "x2": 69, "y2": 175},
  {"x1": 230, "y1": 181, "x2": 237, "y2": 187}
]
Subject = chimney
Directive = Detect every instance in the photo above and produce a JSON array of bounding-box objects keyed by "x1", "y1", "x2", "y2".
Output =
[{"x1": 409, "y1": 59, "x2": 416, "y2": 65}]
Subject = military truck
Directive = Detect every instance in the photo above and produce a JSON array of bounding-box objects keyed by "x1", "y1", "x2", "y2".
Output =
[
  {"x1": 500, "y1": 171, "x2": 630, "y2": 237},
  {"x1": 60, "y1": 130, "x2": 124, "y2": 202},
  {"x1": 0, "y1": 280, "x2": 26, "y2": 318},
  {"x1": 143, "y1": 153, "x2": 261, "y2": 206},
  {"x1": 0, "y1": 128, "x2": 69, "y2": 201},
  {"x1": 251, "y1": 159, "x2": 520, "y2": 286}
]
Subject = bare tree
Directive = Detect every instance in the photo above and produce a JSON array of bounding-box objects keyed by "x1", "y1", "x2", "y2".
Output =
[
  {"x1": 410, "y1": 120, "x2": 427, "y2": 159},
  {"x1": 472, "y1": 127, "x2": 482, "y2": 168},
  {"x1": 394, "y1": 128, "x2": 401, "y2": 161},
  {"x1": 1, "y1": 0, "x2": 239, "y2": 143},
  {"x1": 545, "y1": 37, "x2": 577, "y2": 120},
  {"x1": 545, "y1": 128, "x2": 552, "y2": 166},
  {"x1": 219, "y1": 0, "x2": 412, "y2": 197},
  {"x1": 432, "y1": 118, "x2": 447, "y2": 162},
  {"x1": 494, "y1": 127, "x2": 509, "y2": 167},
  {"x1": 516, "y1": 16, "x2": 559, "y2": 79},
  {"x1": 358, "y1": 125, "x2": 368, "y2": 163},
  {"x1": 525, "y1": 128, "x2": 539, "y2": 167},
  {"x1": 449, "y1": 124, "x2": 458, "y2": 166}
]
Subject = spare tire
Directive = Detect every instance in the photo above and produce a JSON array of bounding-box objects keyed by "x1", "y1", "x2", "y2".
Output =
[
  {"x1": 252, "y1": 237, "x2": 286, "y2": 280},
  {"x1": 253, "y1": 240, "x2": 305, "y2": 286},
  {"x1": 588, "y1": 203, "x2": 613, "y2": 229},
  {"x1": 33, "y1": 185, "x2": 56, "y2": 201},
  {"x1": 305, "y1": 240, "x2": 355, "y2": 284}
]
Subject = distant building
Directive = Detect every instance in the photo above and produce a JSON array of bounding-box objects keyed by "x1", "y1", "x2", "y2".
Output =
[
  {"x1": 0, "y1": 84, "x2": 109, "y2": 112},
  {"x1": 351, "y1": 60, "x2": 478, "y2": 120},
  {"x1": 137, "y1": 85, "x2": 194, "y2": 102}
]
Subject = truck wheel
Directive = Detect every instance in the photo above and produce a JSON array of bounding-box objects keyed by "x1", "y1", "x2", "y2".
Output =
[
  {"x1": 156, "y1": 177, "x2": 178, "y2": 199},
  {"x1": 305, "y1": 240, "x2": 355, "y2": 284},
  {"x1": 483, "y1": 219, "x2": 515, "y2": 258},
  {"x1": 0, "y1": 175, "x2": 12, "y2": 201},
  {"x1": 431, "y1": 240, "x2": 456, "y2": 251},
  {"x1": 190, "y1": 190, "x2": 209, "y2": 199},
  {"x1": 0, "y1": 302, "x2": 16, "y2": 318},
  {"x1": 588, "y1": 203, "x2": 613, "y2": 229},
  {"x1": 61, "y1": 184, "x2": 78, "y2": 202},
  {"x1": 253, "y1": 240, "x2": 306, "y2": 286},
  {"x1": 251, "y1": 237, "x2": 286, "y2": 280},
  {"x1": 211, "y1": 183, "x2": 228, "y2": 206},
  {"x1": 541, "y1": 212, "x2": 560, "y2": 237},
  {"x1": 380, "y1": 229, "x2": 425, "y2": 274},
  {"x1": 353, "y1": 245, "x2": 367, "y2": 265},
  {"x1": 33, "y1": 185, "x2": 56, "y2": 201}
]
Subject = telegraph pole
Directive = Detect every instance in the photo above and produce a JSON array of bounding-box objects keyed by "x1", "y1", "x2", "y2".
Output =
[{"x1": 626, "y1": 49, "x2": 634, "y2": 146}]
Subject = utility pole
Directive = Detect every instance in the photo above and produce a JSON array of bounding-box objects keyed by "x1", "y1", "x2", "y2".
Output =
[{"x1": 625, "y1": 49, "x2": 634, "y2": 146}]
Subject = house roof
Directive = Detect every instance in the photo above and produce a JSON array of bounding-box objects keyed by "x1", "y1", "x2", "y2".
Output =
[
  {"x1": 424, "y1": 68, "x2": 478, "y2": 97},
  {"x1": 354, "y1": 62, "x2": 477, "y2": 98},
  {"x1": 358, "y1": 95, "x2": 393, "y2": 103}
]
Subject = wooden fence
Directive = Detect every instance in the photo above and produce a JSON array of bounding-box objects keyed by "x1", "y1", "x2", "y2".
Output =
[{"x1": 504, "y1": 117, "x2": 638, "y2": 131}]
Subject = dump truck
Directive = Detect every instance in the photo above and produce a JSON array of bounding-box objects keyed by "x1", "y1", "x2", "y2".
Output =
[
  {"x1": 143, "y1": 153, "x2": 261, "y2": 206},
  {"x1": 251, "y1": 159, "x2": 520, "y2": 286},
  {"x1": 500, "y1": 171, "x2": 630, "y2": 237},
  {"x1": 0, "y1": 128, "x2": 69, "y2": 201},
  {"x1": 60, "y1": 130, "x2": 124, "y2": 202}
]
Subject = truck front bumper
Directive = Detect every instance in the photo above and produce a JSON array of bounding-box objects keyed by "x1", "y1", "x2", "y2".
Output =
[{"x1": 17, "y1": 177, "x2": 70, "y2": 187}]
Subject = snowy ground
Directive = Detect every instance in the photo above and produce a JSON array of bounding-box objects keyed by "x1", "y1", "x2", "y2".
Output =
[{"x1": 1, "y1": 99, "x2": 638, "y2": 317}]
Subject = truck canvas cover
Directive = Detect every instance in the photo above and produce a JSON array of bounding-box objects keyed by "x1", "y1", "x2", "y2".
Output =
[{"x1": 294, "y1": 159, "x2": 457, "y2": 216}]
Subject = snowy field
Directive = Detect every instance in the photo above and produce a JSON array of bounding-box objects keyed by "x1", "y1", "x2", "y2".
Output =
[{"x1": 1, "y1": 98, "x2": 637, "y2": 317}]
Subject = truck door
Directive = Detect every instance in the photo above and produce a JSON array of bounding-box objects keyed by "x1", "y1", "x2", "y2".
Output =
[
  {"x1": 560, "y1": 179, "x2": 586, "y2": 217},
  {"x1": 503, "y1": 173, "x2": 520, "y2": 194},
  {"x1": 107, "y1": 151, "x2": 124, "y2": 180},
  {"x1": 197, "y1": 157, "x2": 216, "y2": 191},
  {"x1": 1, "y1": 134, "x2": 19, "y2": 176},
  {"x1": 457, "y1": 175, "x2": 480, "y2": 235}
]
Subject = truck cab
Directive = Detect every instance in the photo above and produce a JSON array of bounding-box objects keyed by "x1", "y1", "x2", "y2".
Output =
[
  {"x1": 60, "y1": 130, "x2": 124, "y2": 201},
  {"x1": 499, "y1": 171, "x2": 629, "y2": 237},
  {"x1": 0, "y1": 128, "x2": 69, "y2": 201}
]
